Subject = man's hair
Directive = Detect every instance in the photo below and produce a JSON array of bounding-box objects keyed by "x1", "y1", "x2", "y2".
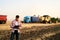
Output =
[{"x1": 16, "y1": 15, "x2": 19, "y2": 18}]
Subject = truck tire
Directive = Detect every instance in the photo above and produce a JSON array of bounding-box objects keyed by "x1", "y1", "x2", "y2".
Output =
[
  {"x1": 0, "y1": 21, "x2": 2, "y2": 24},
  {"x1": 2, "y1": 21, "x2": 6, "y2": 24},
  {"x1": 4, "y1": 21, "x2": 6, "y2": 24}
]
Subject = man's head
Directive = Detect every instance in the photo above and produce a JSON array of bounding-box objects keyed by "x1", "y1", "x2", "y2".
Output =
[{"x1": 15, "y1": 15, "x2": 19, "y2": 21}]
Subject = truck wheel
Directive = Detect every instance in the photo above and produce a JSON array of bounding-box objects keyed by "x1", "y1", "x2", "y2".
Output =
[
  {"x1": 2, "y1": 21, "x2": 6, "y2": 24},
  {"x1": 4, "y1": 21, "x2": 6, "y2": 24},
  {"x1": 0, "y1": 21, "x2": 2, "y2": 24}
]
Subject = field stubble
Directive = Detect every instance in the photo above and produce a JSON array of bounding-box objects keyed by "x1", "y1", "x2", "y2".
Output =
[{"x1": 0, "y1": 21, "x2": 60, "y2": 40}]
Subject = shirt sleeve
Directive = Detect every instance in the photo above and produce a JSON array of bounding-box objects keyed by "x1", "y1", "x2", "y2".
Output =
[
  {"x1": 10, "y1": 21, "x2": 15, "y2": 28},
  {"x1": 19, "y1": 21, "x2": 22, "y2": 27}
]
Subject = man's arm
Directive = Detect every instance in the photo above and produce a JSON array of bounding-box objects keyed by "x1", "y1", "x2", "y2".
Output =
[
  {"x1": 19, "y1": 21, "x2": 22, "y2": 27},
  {"x1": 10, "y1": 21, "x2": 15, "y2": 28}
]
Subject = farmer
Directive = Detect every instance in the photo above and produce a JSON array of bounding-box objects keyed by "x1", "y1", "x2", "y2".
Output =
[{"x1": 10, "y1": 15, "x2": 22, "y2": 40}]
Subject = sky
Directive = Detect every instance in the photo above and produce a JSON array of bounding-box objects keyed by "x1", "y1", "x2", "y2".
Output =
[{"x1": 0, "y1": 0, "x2": 60, "y2": 21}]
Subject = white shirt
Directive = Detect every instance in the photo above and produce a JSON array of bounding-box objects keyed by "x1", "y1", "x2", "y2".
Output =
[{"x1": 10, "y1": 20, "x2": 22, "y2": 33}]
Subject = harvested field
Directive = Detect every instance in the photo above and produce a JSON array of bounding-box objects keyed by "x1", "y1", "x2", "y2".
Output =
[{"x1": 0, "y1": 21, "x2": 60, "y2": 40}]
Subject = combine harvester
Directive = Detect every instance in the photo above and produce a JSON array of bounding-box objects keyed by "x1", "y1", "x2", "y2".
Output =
[
  {"x1": 39, "y1": 15, "x2": 58, "y2": 23},
  {"x1": 39, "y1": 15, "x2": 51, "y2": 23},
  {"x1": 0, "y1": 15, "x2": 7, "y2": 24}
]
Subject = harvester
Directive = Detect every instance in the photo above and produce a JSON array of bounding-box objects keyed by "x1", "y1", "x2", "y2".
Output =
[{"x1": 39, "y1": 15, "x2": 51, "y2": 23}]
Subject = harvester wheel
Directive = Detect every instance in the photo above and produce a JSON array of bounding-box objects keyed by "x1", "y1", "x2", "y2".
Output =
[{"x1": 49, "y1": 21, "x2": 52, "y2": 24}]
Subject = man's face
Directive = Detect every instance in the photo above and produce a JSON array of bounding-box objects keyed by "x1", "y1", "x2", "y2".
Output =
[{"x1": 16, "y1": 18, "x2": 19, "y2": 21}]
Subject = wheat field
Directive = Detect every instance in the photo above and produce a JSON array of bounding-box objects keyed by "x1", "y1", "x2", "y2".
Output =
[
  {"x1": 0, "y1": 21, "x2": 60, "y2": 30},
  {"x1": 0, "y1": 21, "x2": 60, "y2": 40}
]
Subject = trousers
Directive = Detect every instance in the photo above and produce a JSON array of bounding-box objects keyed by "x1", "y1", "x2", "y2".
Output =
[{"x1": 10, "y1": 30, "x2": 19, "y2": 40}]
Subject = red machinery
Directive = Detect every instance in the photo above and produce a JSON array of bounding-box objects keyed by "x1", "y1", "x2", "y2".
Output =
[{"x1": 0, "y1": 15, "x2": 7, "y2": 24}]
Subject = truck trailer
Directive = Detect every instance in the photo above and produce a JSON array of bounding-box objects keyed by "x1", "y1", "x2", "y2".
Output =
[{"x1": 0, "y1": 15, "x2": 7, "y2": 24}]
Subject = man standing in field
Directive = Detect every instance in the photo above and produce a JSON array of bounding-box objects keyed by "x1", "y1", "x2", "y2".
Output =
[{"x1": 10, "y1": 15, "x2": 22, "y2": 40}]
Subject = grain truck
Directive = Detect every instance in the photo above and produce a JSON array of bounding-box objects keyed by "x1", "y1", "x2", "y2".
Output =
[
  {"x1": 0, "y1": 15, "x2": 7, "y2": 24},
  {"x1": 24, "y1": 16, "x2": 39, "y2": 23},
  {"x1": 24, "y1": 16, "x2": 31, "y2": 23}
]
